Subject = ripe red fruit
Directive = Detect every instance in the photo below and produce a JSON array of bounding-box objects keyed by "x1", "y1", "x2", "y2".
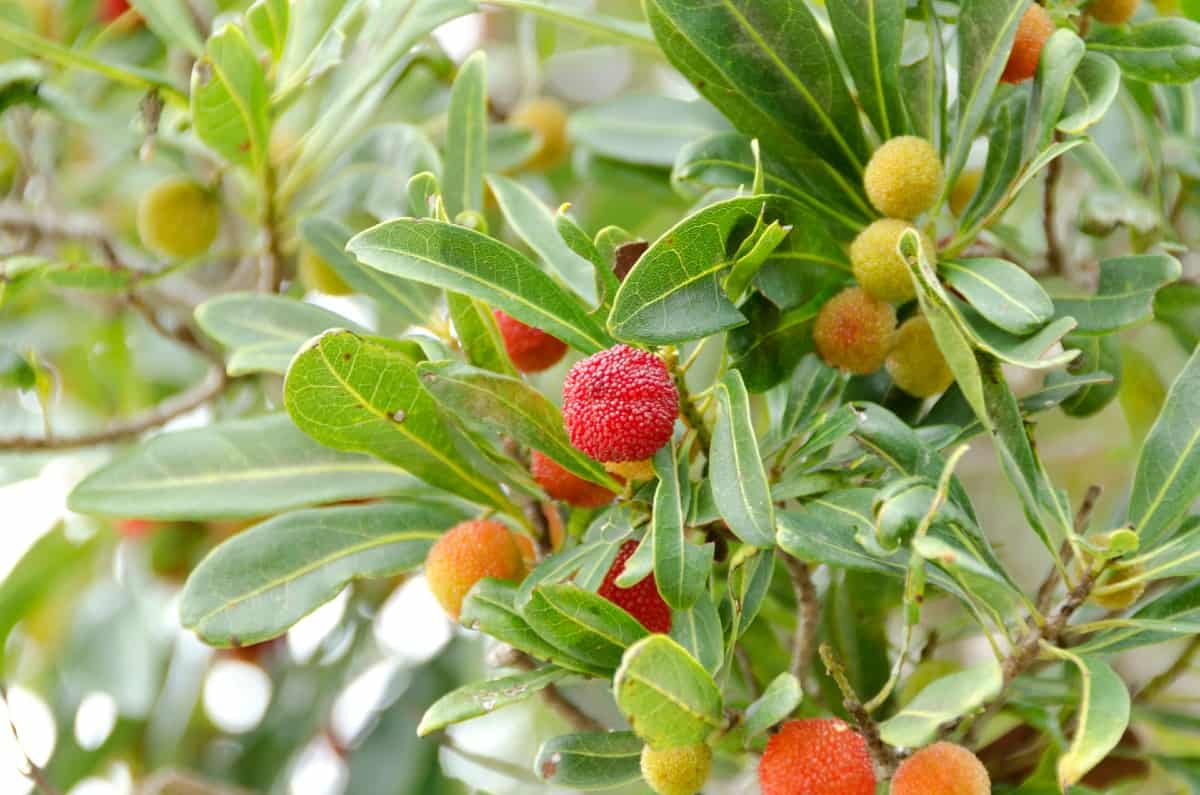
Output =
[
  {"x1": 598, "y1": 540, "x2": 671, "y2": 633},
  {"x1": 759, "y1": 718, "x2": 876, "y2": 795},
  {"x1": 493, "y1": 310, "x2": 568, "y2": 373},
  {"x1": 530, "y1": 450, "x2": 616, "y2": 508},
  {"x1": 98, "y1": 0, "x2": 131, "y2": 23},
  {"x1": 562, "y1": 345, "x2": 678, "y2": 462},
  {"x1": 891, "y1": 742, "x2": 990, "y2": 795},
  {"x1": 425, "y1": 519, "x2": 526, "y2": 619},
  {"x1": 1001, "y1": 4, "x2": 1054, "y2": 84}
]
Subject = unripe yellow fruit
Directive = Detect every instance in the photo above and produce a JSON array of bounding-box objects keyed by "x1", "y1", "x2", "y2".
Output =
[
  {"x1": 510, "y1": 98, "x2": 569, "y2": 172},
  {"x1": 299, "y1": 249, "x2": 353, "y2": 295},
  {"x1": 1090, "y1": 0, "x2": 1139, "y2": 24},
  {"x1": 886, "y1": 316, "x2": 954, "y2": 398},
  {"x1": 813, "y1": 287, "x2": 897, "y2": 375},
  {"x1": 863, "y1": 136, "x2": 944, "y2": 220},
  {"x1": 949, "y1": 169, "x2": 983, "y2": 217},
  {"x1": 1091, "y1": 562, "x2": 1147, "y2": 610},
  {"x1": 850, "y1": 219, "x2": 933, "y2": 304},
  {"x1": 137, "y1": 177, "x2": 220, "y2": 259},
  {"x1": 640, "y1": 743, "x2": 712, "y2": 795}
]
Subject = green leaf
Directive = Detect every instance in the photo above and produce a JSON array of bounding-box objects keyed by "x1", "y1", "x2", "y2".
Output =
[
  {"x1": 246, "y1": 0, "x2": 289, "y2": 62},
  {"x1": 191, "y1": 24, "x2": 270, "y2": 174},
  {"x1": 1048, "y1": 649, "x2": 1131, "y2": 790},
  {"x1": 946, "y1": 0, "x2": 1032, "y2": 193},
  {"x1": 68, "y1": 414, "x2": 417, "y2": 519},
  {"x1": 195, "y1": 292, "x2": 366, "y2": 376},
  {"x1": 608, "y1": 196, "x2": 766, "y2": 344},
  {"x1": 774, "y1": 355, "x2": 843, "y2": 447},
  {"x1": 901, "y1": 0, "x2": 946, "y2": 153},
  {"x1": 826, "y1": 0, "x2": 908, "y2": 141},
  {"x1": 1054, "y1": 254, "x2": 1182, "y2": 335},
  {"x1": 417, "y1": 666, "x2": 569, "y2": 736},
  {"x1": 284, "y1": 330, "x2": 521, "y2": 517},
  {"x1": 942, "y1": 258, "x2": 1055, "y2": 336},
  {"x1": 417, "y1": 361, "x2": 619, "y2": 491},
  {"x1": 710, "y1": 370, "x2": 775, "y2": 547},
  {"x1": 487, "y1": 174, "x2": 598, "y2": 304},
  {"x1": 522, "y1": 584, "x2": 649, "y2": 672},
  {"x1": 180, "y1": 502, "x2": 465, "y2": 646},
  {"x1": 568, "y1": 94, "x2": 730, "y2": 167},
  {"x1": 651, "y1": 445, "x2": 712, "y2": 610},
  {"x1": 669, "y1": 589, "x2": 723, "y2": 675},
  {"x1": 461, "y1": 579, "x2": 606, "y2": 676},
  {"x1": 130, "y1": 0, "x2": 205, "y2": 56},
  {"x1": 743, "y1": 673, "x2": 802, "y2": 740},
  {"x1": 613, "y1": 634, "x2": 724, "y2": 749},
  {"x1": 724, "y1": 547, "x2": 774, "y2": 645},
  {"x1": 957, "y1": 304, "x2": 1080, "y2": 371},
  {"x1": 879, "y1": 659, "x2": 1002, "y2": 747},
  {"x1": 1129, "y1": 346, "x2": 1200, "y2": 548},
  {"x1": 1088, "y1": 19, "x2": 1200, "y2": 84},
  {"x1": 1056, "y1": 333, "x2": 1122, "y2": 418},
  {"x1": 348, "y1": 218, "x2": 612, "y2": 354},
  {"x1": 300, "y1": 217, "x2": 439, "y2": 324},
  {"x1": 445, "y1": 293, "x2": 519, "y2": 377},
  {"x1": 1155, "y1": 282, "x2": 1200, "y2": 351},
  {"x1": 534, "y1": 731, "x2": 643, "y2": 790},
  {"x1": 486, "y1": 0, "x2": 655, "y2": 48},
  {"x1": 443, "y1": 51, "x2": 486, "y2": 219},
  {"x1": 41, "y1": 263, "x2": 132, "y2": 291},
  {"x1": 1032, "y1": 29, "x2": 1086, "y2": 150},
  {"x1": 1060, "y1": 52, "x2": 1122, "y2": 135},
  {"x1": 959, "y1": 92, "x2": 1027, "y2": 234}
]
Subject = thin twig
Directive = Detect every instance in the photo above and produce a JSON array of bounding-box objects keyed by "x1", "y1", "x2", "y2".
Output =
[
  {"x1": 0, "y1": 200, "x2": 110, "y2": 242},
  {"x1": 1138, "y1": 635, "x2": 1200, "y2": 703},
  {"x1": 510, "y1": 652, "x2": 603, "y2": 732},
  {"x1": 257, "y1": 165, "x2": 285, "y2": 293},
  {"x1": 138, "y1": 770, "x2": 254, "y2": 795},
  {"x1": 1, "y1": 684, "x2": 63, "y2": 795},
  {"x1": 1035, "y1": 486, "x2": 1101, "y2": 616},
  {"x1": 1043, "y1": 133, "x2": 1066, "y2": 275},
  {"x1": 735, "y1": 644, "x2": 762, "y2": 699},
  {"x1": 664, "y1": 348, "x2": 712, "y2": 453},
  {"x1": 784, "y1": 556, "x2": 819, "y2": 686},
  {"x1": 818, "y1": 644, "x2": 897, "y2": 773}
]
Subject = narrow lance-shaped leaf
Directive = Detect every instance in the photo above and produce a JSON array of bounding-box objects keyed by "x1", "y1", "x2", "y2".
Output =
[
  {"x1": 284, "y1": 330, "x2": 522, "y2": 518},
  {"x1": 417, "y1": 666, "x2": 569, "y2": 736},
  {"x1": 180, "y1": 502, "x2": 468, "y2": 646},
  {"x1": 1054, "y1": 254, "x2": 1182, "y2": 335},
  {"x1": 1088, "y1": 19, "x2": 1200, "y2": 84},
  {"x1": 669, "y1": 589, "x2": 724, "y2": 675},
  {"x1": 522, "y1": 584, "x2": 649, "y2": 672},
  {"x1": 1047, "y1": 648, "x2": 1131, "y2": 790},
  {"x1": 651, "y1": 445, "x2": 713, "y2": 610},
  {"x1": 68, "y1": 414, "x2": 420, "y2": 520},
  {"x1": 879, "y1": 659, "x2": 1002, "y2": 747},
  {"x1": 613, "y1": 634, "x2": 725, "y2": 749},
  {"x1": 1060, "y1": 52, "x2": 1121, "y2": 136},
  {"x1": 1031, "y1": 29, "x2": 1085, "y2": 150},
  {"x1": 191, "y1": 24, "x2": 270, "y2": 174},
  {"x1": 901, "y1": 0, "x2": 945, "y2": 153},
  {"x1": 534, "y1": 732, "x2": 643, "y2": 790},
  {"x1": 443, "y1": 51, "x2": 486, "y2": 219},
  {"x1": 349, "y1": 218, "x2": 612, "y2": 354},
  {"x1": 246, "y1": 0, "x2": 289, "y2": 62},
  {"x1": 941, "y1": 258, "x2": 1054, "y2": 336},
  {"x1": 131, "y1": 0, "x2": 205, "y2": 56},
  {"x1": 446, "y1": 292, "x2": 519, "y2": 377},
  {"x1": 711, "y1": 370, "x2": 775, "y2": 548},
  {"x1": 826, "y1": 0, "x2": 908, "y2": 141}
]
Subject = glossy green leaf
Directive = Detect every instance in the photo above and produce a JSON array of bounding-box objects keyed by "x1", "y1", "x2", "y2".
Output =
[
  {"x1": 609, "y1": 196, "x2": 768, "y2": 344},
  {"x1": 195, "y1": 293, "x2": 366, "y2": 376},
  {"x1": 68, "y1": 414, "x2": 418, "y2": 519},
  {"x1": 651, "y1": 445, "x2": 712, "y2": 610},
  {"x1": 957, "y1": 304, "x2": 1079, "y2": 371},
  {"x1": 1032, "y1": 29, "x2": 1086, "y2": 149},
  {"x1": 284, "y1": 330, "x2": 521, "y2": 517},
  {"x1": 959, "y1": 92, "x2": 1027, "y2": 234},
  {"x1": 1060, "y1": 52, "x2": 1122, "y2": 135},
  {"x1": 246, "y1": 0, "x2": 289, "y2": 61},
  {"x1": 487, "y1": 0, "x2": 654, "y2": 47},
  {"x1": 1089, "y1": 19, "x2": 1200, "y2": 84},
  {"x1": 727, "y1": 293, "x2": 824, "y2": 394},
  {"x1": 942, "y1": 258, "x2": 1055, "y2": 336},
  {"x1": 523, "y1": 584, "x2": 649, "y2": 672},
  {"x1": 534, "y1": 731, "x2": 643, "y2": 790},
  {"x1": 180, "y1": 502, "x2": 465, "y2": 646},
  {"x1": 901, "y1": 0, "x2": 945, "y2": 153},
  {"x1": 879, "y1": 659, "x2": 1002, "y2": 748},
  {"x1": 613, "y1": 634, "x2": 724, "y2": 749},
  {"x1": 417, "y1": 666, "x2": 569, "y2": 736},
  {"x1": 725, "y1": 547, "x2": 774, "y2": 644},
  {"x1": 827, "y1": 0, "x2": 908, "y2": 141},
  {"x1": 417, "y1": 361, "x2": 619, "y2": 491},
  {"x1": 487, "y1": 174, "x2": 598, "y2": 304},
  {"x1": 711, "y1": 370, "x2": 775, "y2": 548},
  {"x1": 130, "y1": 0, "x2": 204, "y2": 56},
  {"x1": 568, "y1": 94, "x2": 729, "y2": 167},
  {"x1": 1056, "y1": 333, "x2": 1122, "y2": 418},
  {"x1": 743, "y1": 673, "x2": 802, "y2": 740},
  {"x1": 191, "y1": 24, "x2": 270, "y2": 174},
  {"x1": 443, "y1": 51, "x2": 486, "y2": 219},
  {"x1": 1051, "y1": 649, "x2": 1131, "y2": 790},
  {"x1": 349, "y1": 218, "x2": 611, "y2": 354},
  {"x1": 669, "y1": 589, "x2": 723, "y2": 675},
  {"x1": 445, "y1": 293, "x2": 519, "y2": 377},
  {"x1": 1129, "y1": 346, "x2": 1200, "y2": 548},
  {"x1": 1054, "y1": 254, "x2": 1182, "y2": 335}
]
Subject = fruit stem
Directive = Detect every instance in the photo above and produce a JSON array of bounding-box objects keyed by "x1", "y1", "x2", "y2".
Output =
[
  {"x1": 783, "y1": 555, "x2": 819, "y2": 689},
  {"x1": 663, "y1": 347, "x2": 712, "y2": 453}
]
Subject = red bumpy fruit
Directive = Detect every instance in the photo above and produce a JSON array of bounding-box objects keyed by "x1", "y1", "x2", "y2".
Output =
[
  {"x1": 1001, "y1": 4, "x2": 1054, "y2": 84},
  {"x1": 493, "y1": 310, "x2": 568, "y2": 373},
  {"x1": 425, "y1": 519, "x2": 525, "y2": 620},
  {"x1": 530, "y1": 451, "x2": 616, "y2": 508},
  {"x1": 598, "y1": 540, "x2": 671, "y2": 634},
  {"x1": 562, "y1": 345, "x2": 678, "y2": 462},
  {"x1": 759, "y1": 718, "x2": 877, "y2": 795}
]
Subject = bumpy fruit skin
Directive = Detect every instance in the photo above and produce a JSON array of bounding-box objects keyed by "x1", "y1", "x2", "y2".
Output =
[
  {"x1": 850, "y1": 219, "x2": 932, "y2": 304},
  {"x1": 640, "y1": 743, "x2": 712, "y2": 795},
  {"x1": 425, "y1": 519, "x2": 525, "y2": 619},
  {"x1": 863, "y1": 136, "x2": 944, "y2": 220},
  {"x1": 299, "y1": 249, "x2": 353, "y2": 295},
  {"x1": 510, "y1": 98, "x2": 569, "y2": 171},
  {"x1": 891, "y1": 742, "x2": 991, "y2": 795},
  {"x1": 494, "y1": 310, "x2": 568, "y2": 373},
  {"x1": 759, "y1": 718, "x2": 876, "y2": 795},
  {"x1": 813, "y1": 287, "x2": 898, "y2": 375},
  {"x1": 562, "y1": 345, "x2": 678, "y2": 462},
  {"x1": 598, "y1": 540, "x2": 672, "y2": 633},
  {"x1": 1090, "y1": 0, "x2": 1139, "y2": 23},
  {"x1": 1002, "y1": 4, "x2": 1054, "y2": 84},
  {"x1": 137, "y1": 177, "x2": 220, "y2": 259},
  {"x1": 1091, "y1": 562, "x2": 1147, "y2": 610},
  {"x1": 531, "y1": 450, "x2": 615, "y2": 508},
  {"x1": 887, "y1": 316, "x2": 954, "y2": 397},
  {"x1": 950, "y1": 169, "x2": 983, "y2": 217}
]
